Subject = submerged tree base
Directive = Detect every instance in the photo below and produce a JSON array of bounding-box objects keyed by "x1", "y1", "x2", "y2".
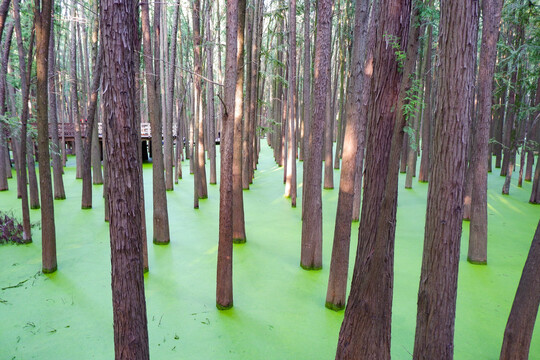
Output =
[
  {"x1": 233, "y1": 238, "x2": 246, "y2": 244},
  {"x1": 300, "y1": 263, "x2": 322, "y2": 271},
  {"x1": 325, "y1": 301, "x2": 345, "y2": 311},
  {"x1": 153, "y1": 239, "x2": 170, "y2": 245},
  {"x1": 42, "y1": 266, "x2": 57, "y2": 274},
  {"x1": 216, "y1": 302, "x2": 233, "y2": 310},
  {"x1": 467, "y1": 258, "x2": 487, "y2": 265}
]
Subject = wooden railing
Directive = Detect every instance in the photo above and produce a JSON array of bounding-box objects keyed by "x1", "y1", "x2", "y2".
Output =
[{"x1": 48, "y1": 122, "x2": 176, "y2": 139}]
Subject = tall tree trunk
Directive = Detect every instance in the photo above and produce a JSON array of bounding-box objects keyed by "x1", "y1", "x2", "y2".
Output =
[
  {"x1": 48, "y1": 20, "x2": 65, "y2": 199},
  {"x1": 500, "y1": 220, "x2": 540, "y2": 360},
  {"x1": 217, "y1": 0, "x2": 238, "y2": 310},
  {"x1": 81, "y1": 45, "x2": 103, "y2": 209},
  {"x1": 13, "y1": 0, "x2": 34, "y2": 243},
  {"x1": 285, "y1": 0, "x2": 297, "y2": 206},
  {"x1": 468, "y1": 0, "x2": 503, "y2": 264},
  {"x1": 0, "y1": 21, "x2": 13, "y2": 192},
  {"x1": 413, "y1": 0, "x2": 478, "y2": 358},
  {"x1": 192, "y1": 0, "x2": 208, "y2": 202},
  {"x1": 141, "y1": 0, "x2": 170, "y2": 244},
  {"x1": 232, "y1": 0, "x2": 246, "y2": 242},
  {"x1": 205, "y1": 2, "x2": 217, "y2": 185},
  {"x1": 242, "y1": 0, "x2": 254, "y2": 190},
  {"x1": 336, "y1": 0, "x2": 412, "y2": 357},
  {"x1": 165, "y1": 1, "x2": 180, "y2": 191},
  {"x1": 300, "y1": 0, "x2": 333, "y2": 270},
  {"x1": 34, "y1": 0, "x2": 57, "y2": 272},
  {"x1": 101, "y1": 0, "x2": 150, "y2": 357},
  {"x1": 302, "y1": 0, "x2": 311, "y2": 165},
  {"x1": 418, "y1": 12, "x2": 433, "y2": 183},
  {"x1": 27, "y1": 135, "x2": 40, "y2": 209},
  {"x1": 71, "y1": 4, "x2": 83, "y2": 179},
  {"x1": 90, "y1": 1, "x2": 102, "y2": 185},
  {"x1": 325, "y1": 0, "x2": 370, "y2": 311}
]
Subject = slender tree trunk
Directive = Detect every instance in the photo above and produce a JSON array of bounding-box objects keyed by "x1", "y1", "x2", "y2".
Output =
[
  {"x1": 325, "y1": 0, "x2": 370, "y2": 311},
  {"x1": 413, "y1": 1, "x2": 478, "y2": 358},
  {"x1": 47, "y1": 20, "x2": 65, "y2": 199},
  {"x1": 217, "y1": 0, "x2": 238, "y2": 310},
  {"x1": 302, "y1": 0, "x2": 311, "y2": 166},
  {"x1": 285, "y1": 0, "x2": 297, "y2": 206},
  {"x1": 193, "y1": 0, "x2": 208, "y2": 201},
  {"x1": 164, "y1": 1, "x2": 180, "y2": 191},
  {"x1": 418, "y1": 14, "x2": 433, "y2": 183},
  {"x1": 0, "y1": 22, "x2": 13, "y2": 192},
  {"x1": 300, "y1": 0, "x2": 333, "y2": 270},
  {"x1": 323, "y1": 36, "x2": 334, "y2": 190},
  {"x1": 101, "y1": 0, "x2": 150, "y2": 357},
  {"x1": 27, "y1": 135, "x2": 40, "y2": 209},
  {"x1": 141, "y1": 0, "x2": 170, "y2": 244},
  {"x1": 71, "y1": 5, "x2": 83, "y2": 179},
  {"x1": 13, "y1": 0, "x2": 33, "y2": 243},
  {"x1": 336, "y1": 1, "x2": 412, "y2": 357},
  {"x1": 468, "y1": 0, "x2": 503, "y2": 264},
  {"x1": 242, "y1": 0, "x2": 254, "y2": 190},
  {"x1": 205, "y1": 2, "x2": 217, "y2": 185},
  {"x1": 90, "y1": 1, "x2": 102, "y2": 185},
  {"x1": 500, "y1": 220, "x2": 540, "y2": 360},
  {"x1": 81, "y1": 46, "x2": 103, "y2": 209},
  {"x1": 34, "y1": 0, "x2": 57, "y2": 273},
  {"x1": 232, "y1": 0, "x2": 247, "y2": 242}
]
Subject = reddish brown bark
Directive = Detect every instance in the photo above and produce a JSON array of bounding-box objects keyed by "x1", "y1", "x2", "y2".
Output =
[
  {"x1": 418, "y1": 15, "x2": 433, "y2": 183},
  {"x1": 101, "y1": 0, "x2": 150, "y2": 357},
  {"x1": 141, "y1": 0, "x2": 170, "y2": 244},
  {"x1": 468, "y1": 0, "x2": 503, "y2": 264},
  {"x1": 34, "y1": 0, "x2": 56, "y2": 273},
  {"x1": 413, "y1": 0, "x2": 478, "y2": 358},
  {"x1": 217, "y1": 0, "x2": 238, "y2": 310},
  {"x1": 284, "y1": 0, "x2": 297, "y2": 206},
  {"x1": 300, "y1": 0, "x2": 333, "y2": 270},
  {"x1": 326, "y1": 0, "x2": 370, "y2": 311},
  {"x1": 336, "y1": 1, "x2": 411, "y2": 357},
  {"x1": 232, "y1": 0, "x2": 246, "y2": 243},
  {"x1": 500, "y1": 220, "x2": 540, "y2": 360}
]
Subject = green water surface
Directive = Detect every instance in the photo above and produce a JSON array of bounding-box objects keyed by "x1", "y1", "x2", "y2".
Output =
[{"x1": 0, "y1": 145, "x2": 539, "y2": 359}]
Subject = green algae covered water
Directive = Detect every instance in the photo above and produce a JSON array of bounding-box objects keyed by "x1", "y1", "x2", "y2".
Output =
[{"x1": 0, "y1": 145, "x2": 538, "y2": 359}]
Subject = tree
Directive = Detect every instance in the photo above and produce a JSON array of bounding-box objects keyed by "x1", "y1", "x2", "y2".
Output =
[
  {"x1": 100, "y1": 0, "x2": 150, "y2": 357},
  {"x1": 0, "y1": 22, "x2": 13, "y2": 192},
  {"x1": 192, "y1": 0, "x2": 208, "y2": 204},
  {"x1": 500, "y1": 220, "x2": 540, "y2": 359},
  {"x1": 70, "y1": 3, "x2": 83, "y2": 180},
  {"x1": 300, "y1": 0, "x2": 333, "y2": 270},
  {"x1": 34, "y1": 0, "x2": 56, "y2": 273},
  {"x1": 467, "y1": 0, "x2": 504, "y2": 264},
  {"x1": 13, "y1": 0, "x2": 34, "y2": 242},
  {"x1": 413, "y1": 0, "x2": 478, "y2": 358},
  {"x1": 48, "y1": 20, "x2": 65, "y2": 200},
  {"x1": 217, "y1": 0, "x2": 238, "y2": 310},
  {"x1": 335, "y1": 0, "x2": 412, "y2": 357},
  {"x1": 284, "y1": 0, "x2": 297, "y2": 206},
  {"x1": 326, "y1": 0, "x2": 371, "y2": 312},
  {"x1": 81, "y1": 45, "x2": 102, "y2": 209},
  {"x1": 141, "y1": 0, "x2": 170, "y2": 244},
  {"x1": 302, "y1": 0, "x2": 311, "y2": 164},
  {"x1": 232, "y1": 0, "x2": 246, "y2": 243}
]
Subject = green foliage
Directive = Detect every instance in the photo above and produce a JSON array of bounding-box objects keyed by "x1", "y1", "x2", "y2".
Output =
[
  {"x1": 384, "y1": 33, "x2": 406, "y2": 71},
  {"x1": 402, "y1": 75, "x2": 424, "y2": 152}
]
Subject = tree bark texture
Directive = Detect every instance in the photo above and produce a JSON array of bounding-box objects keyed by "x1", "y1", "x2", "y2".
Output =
[
  {"x1": 34, "y1": 0, "x2": 57, "y2": 272},
  {"x1": 336, "y1": 1, "x2": 411, "y2": 358},
  {"x1": 101, "y1": 0, "x2": 150, "y2": 357},
  {"x1": 0, "y1": 21, "x2": 13, "y2": 192},
  {"x1": 413, "y1": 1, "x2": 478, "y2": 358},
  {"x1": 325, "y1": 0, "x2": 370, "y2": 311},
  {"x1": 232, "y1": 0, "x2": 246, "y2": 242},
  {"x1": 285, "y1": 0, "x2": 297, "y2": 207},
  {"x1": 418, "y1": 15, "x2": 433, "y2": 183},
  {"x1": 300, "y1": 0, "x2": 333, "y2": 270},
  {"x1": 48, "y1": 20, "x2": 65, "y2": 199},
  {"x1": 500, "y1": 220, "x2": 540, "y2": 360},
  {"x1": 468, "y1": 0, "x2": 503, "y2": 265},
  {"x1": 141, "y1": 0, "x2": 170, "y2": 244},
  {"x1": 217, "y1": 0, "x2": 238, "y2": 310}
]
